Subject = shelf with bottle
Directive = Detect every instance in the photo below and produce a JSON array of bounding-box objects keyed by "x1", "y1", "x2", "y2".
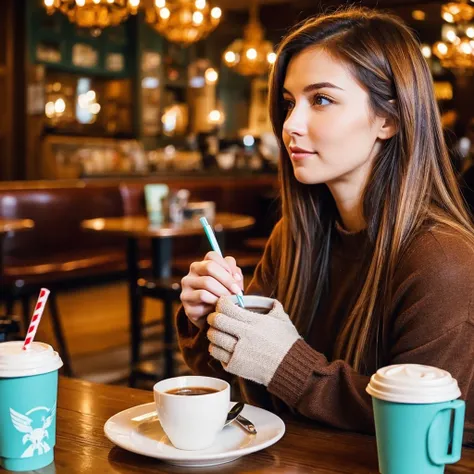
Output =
[
  {"x1": 43, "y1": 71, "x2": 134, "y2": 137},
  {"x1": 27, "y1": 0, "x2": 132, "y2": 77}
]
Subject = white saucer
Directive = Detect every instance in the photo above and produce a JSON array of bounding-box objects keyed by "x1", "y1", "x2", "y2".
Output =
[{"x1": 104, "y1": 402, "x2": 285, "y2": 467}]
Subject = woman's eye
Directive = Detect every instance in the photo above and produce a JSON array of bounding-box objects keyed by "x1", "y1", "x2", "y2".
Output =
[
  {"x1": 312, "y1": 94, "x2": 333, "y2": 106},
  {"x1": 283, "y1": 100, "x2": 295, "y2": 112}
]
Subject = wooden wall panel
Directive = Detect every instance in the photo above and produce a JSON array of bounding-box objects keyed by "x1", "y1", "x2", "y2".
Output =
[
  {"x1": 0, "y1": 0, "x2": 27, "y2": 181},
  {"x1": 0, "y1": 0, "x2": 13, "y2": 181}
]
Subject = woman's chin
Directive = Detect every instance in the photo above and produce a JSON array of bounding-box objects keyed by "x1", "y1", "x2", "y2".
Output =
[{"x1": 293, "y1": 167, "x2": 323, "y2": 185}]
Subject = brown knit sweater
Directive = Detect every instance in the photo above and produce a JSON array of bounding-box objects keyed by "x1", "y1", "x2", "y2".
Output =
[{"x1": 176, "y1": 220, "x2": 474, "y2": 445}]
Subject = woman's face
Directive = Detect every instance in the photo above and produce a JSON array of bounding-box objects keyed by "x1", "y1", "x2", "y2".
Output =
[{"x1": 282, "y1": 46, "x2": 388, "y2": 186}]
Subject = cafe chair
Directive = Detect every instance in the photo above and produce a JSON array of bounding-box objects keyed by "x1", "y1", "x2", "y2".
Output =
[
  {"x1": 0, "y1": 185, "x2": 143, "y2": 379},
  {"x1": 129, "y1": 276, "x2": 182, "y2": 388},
  {"x1": 0, "y1": 315, "x2": 21, "y2": 342}
]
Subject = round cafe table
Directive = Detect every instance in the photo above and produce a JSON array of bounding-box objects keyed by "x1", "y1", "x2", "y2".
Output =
[
  {"x1": 81, "y1": 213, "x2": 255, "y2": 278},
  {"x1": 81, "y1": 213, "x2": 255, "y2": 379}
]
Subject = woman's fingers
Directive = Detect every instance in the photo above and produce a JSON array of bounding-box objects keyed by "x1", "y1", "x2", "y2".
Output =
[
  {"x1": 180, "y1": 251, "x2": 245, "y2": 327},
  {"x1": 209, "y1": 343, "x2": 231, "y2": 365},
  {"x1": 185, "y1": 275, "x2": 233, "y2": 297},
  {"x1": 181, "y1": 288, "x2": 219, "y2": 306},
  {"x1": 190, "y1": 260, "x2": 242, "y2": 295},
  {"x1": 207, "y1": 327, "x2": 237, "y2": 353},
  {"x1": 204, "y1": 251, "x2": 233, "y2": 273},
  {"x1": 224, "y1": 256, "x2": 244, "y2": 290},
  {"x1": 207, "y1": 312, "x2": 246, "y2": 337},
  {"x1": 183, "y1": 302, "x2": 215, "y2": 326},
  {"x1": 203, "y1": 252, "x2": 244, "y2": 290}
]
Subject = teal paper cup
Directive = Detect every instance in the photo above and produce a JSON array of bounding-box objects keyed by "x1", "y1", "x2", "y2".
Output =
[
  {"x1": 0, "y1": 341, "x2": 63, "y2": 472},
  {"x1": 367, "y1": 364, "x2": 465, "y2": 474},
  {"x1": 144, "y1": 184, "x2": 169, "y2": 224}
]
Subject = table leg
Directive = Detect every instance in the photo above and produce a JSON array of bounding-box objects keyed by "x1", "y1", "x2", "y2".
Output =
[
  {"x1": 0, "y1": 235, "x2": 13, "y2": 317},
  {"x1": 151, "y1": 238, "x2": 172, "y2": 279},
  {"x1": 0, "y1": 235, "x2": 4, "y2": 280},
  {"x1": 0, "y1": 235, "x2": 4, "y2": 313},
  {"x1": 127, "y1": 238, "x2": 141, "y2": 369},
  {"x1": 0, "y1": 231, "x2": 18, "y2": 338},
  {"x1": 151, "y1": 237, "x2": 174, "y2": 378}
]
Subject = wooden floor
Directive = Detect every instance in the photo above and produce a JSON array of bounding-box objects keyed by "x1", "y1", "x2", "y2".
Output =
[{"x1": 9, "y1": 280, "x2": 186, "y2": 388}]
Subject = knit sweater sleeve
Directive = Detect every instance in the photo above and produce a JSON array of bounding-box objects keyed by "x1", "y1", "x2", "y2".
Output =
[
  {"x1": 267, "y1": 229, "x2": 474, "y2": 444},
  {"x1": 175, "y1": 220, "x2": 283, "y2": 381}
]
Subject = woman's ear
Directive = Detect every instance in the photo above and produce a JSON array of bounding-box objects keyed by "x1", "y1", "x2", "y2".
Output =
[
  {"x1": 377, "y1": 100, "x2": 398, "y2": 140},
  {"x1": 378, "y1": 117, "x2": 397, "y2": 140}
]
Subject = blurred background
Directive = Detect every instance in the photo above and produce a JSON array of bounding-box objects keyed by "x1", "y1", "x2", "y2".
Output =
[{"x1": 1, "y1": 0, "x2": 473, "y2": 181}]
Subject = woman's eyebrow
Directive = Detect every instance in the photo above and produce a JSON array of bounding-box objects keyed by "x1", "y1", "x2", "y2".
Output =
[{"x1": 283, "y1": 82, "x2": 344, "y2": 95}]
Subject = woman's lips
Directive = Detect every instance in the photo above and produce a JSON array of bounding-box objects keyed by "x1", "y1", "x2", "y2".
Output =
[
  {"x1": 289, "y1": 147, "x2": 316, "y2": 161},
  {"x1": 291, "y1": 151, "x2": 315, "y2": 160}
]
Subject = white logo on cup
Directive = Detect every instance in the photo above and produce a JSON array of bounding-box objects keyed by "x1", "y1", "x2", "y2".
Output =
[{"x1": 9, "y1": 404, "x2": 56, "y2": 458}]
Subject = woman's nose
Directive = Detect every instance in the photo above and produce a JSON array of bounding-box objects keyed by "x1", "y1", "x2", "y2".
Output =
[{"x1": 283, "y1": 107, "x2": 307, "y2": 137}]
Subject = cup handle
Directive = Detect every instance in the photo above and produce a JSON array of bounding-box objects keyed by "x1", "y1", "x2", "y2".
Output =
[{"x1": 428, "y1": 399, "x2": 465, "y2": 465}]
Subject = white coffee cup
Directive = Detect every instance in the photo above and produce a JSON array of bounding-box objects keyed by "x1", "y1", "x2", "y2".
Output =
[
  {"x1": 229, "y1": 295, "x2": 275, "y2": 314},
  {"x1": 153, "y1": 375, "x2": 230, "y2": 450}
]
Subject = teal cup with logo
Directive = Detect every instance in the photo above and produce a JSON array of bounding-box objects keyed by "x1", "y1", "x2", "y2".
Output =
[
  {"x1": 366, "y1": 364, "x2": 465, "y2": 474},
  {"x1": 0, "y1": 341, "x2": 63, "y2": 472}
]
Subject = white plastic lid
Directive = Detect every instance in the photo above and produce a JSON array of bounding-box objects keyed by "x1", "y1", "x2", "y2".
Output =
[
  {"x1": 366, "y1": 364, "x2": 461, "y2": 404},
  {"x1": 0, "y1": 341, "x2": 63, "y2": 378}
]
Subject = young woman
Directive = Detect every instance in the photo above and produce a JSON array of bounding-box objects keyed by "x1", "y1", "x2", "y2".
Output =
[{"x1": 177, "y1": 7, "x2": 474, "y2": 444}]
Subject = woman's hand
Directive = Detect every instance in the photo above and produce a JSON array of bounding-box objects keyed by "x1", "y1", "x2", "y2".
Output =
[
  {"x1": 207, "y1": 296, "x2": 301, "y2": 386},
  {"x1": 180, "y1": 251, "x2": 244, "y2": 328}
]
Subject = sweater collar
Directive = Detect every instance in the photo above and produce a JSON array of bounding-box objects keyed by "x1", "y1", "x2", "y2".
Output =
[{"x1": 332, "y1": 220, "x2": 370, "y2": 260}]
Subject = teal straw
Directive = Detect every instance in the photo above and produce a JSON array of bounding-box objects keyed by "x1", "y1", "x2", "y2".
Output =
[{"x1": 199, "y1": 217, "x2": 245, "y2": 308}]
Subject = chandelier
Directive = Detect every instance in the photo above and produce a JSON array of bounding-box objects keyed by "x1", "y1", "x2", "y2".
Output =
[
  {"x1": 145, "y1": 0, "x2": 222, "y2": 45},
  {"x1": 223, "y1": 1, "x2": 275, "y2": 76},
  {"x1": 43, "y1": 0, "x2": 140, "y2": 36},
  {"x1": 433, "y1": 0, "x2": 474, "y2": 72}
]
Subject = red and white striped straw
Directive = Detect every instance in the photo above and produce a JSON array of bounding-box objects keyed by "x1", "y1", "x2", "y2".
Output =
[{"x1": 22, "y1": 288, "x2": 50, "y2": 351}]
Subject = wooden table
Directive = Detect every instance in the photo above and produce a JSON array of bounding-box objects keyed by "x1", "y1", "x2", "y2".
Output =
[
  {"x1": 81, "y1": 214, "x2": 255, "y2": 379},
  {"x1": 46, "y1": 377, "x2": 474, "y2": 473}
]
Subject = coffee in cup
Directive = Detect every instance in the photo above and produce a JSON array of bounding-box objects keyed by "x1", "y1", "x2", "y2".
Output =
[
  {"x1": 165, "y1": 386, "x2": 220, "y2": 396},
  {"x1": 229, "y1": 295, "x2": 275, "y2": 314},
  {"x1": 0, "y1": 341, "x2": 63, "y2": 472},
  {"x1": 366, "y1": 364, "x2": 465, "y2": 474},
  {"x1": 154, "y1": 375, "x2": 230, "y2": 450}
]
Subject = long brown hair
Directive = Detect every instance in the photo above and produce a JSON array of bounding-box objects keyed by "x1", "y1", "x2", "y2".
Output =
[{"x1": 269, "y1": 7, "x2": 474, "y2": 371}]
